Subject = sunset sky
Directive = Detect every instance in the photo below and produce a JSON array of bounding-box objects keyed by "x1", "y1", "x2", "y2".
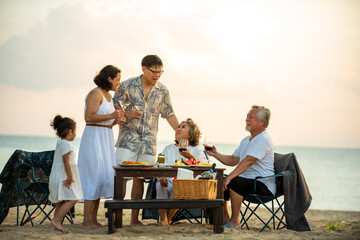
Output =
[{"x1": 0, "y1": 0, "x2": 359, "y2": 149}]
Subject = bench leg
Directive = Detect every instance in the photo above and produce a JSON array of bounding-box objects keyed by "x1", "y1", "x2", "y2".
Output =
[
  {"x1": 214, "y1": 207, "x2": 224, "y2": 233},
  {"x1": 115, "y1": 209, "x2": 123, "y2": 228},
  {"x1": 106, "y1": 210, "x2": 115, "y2": 234}
]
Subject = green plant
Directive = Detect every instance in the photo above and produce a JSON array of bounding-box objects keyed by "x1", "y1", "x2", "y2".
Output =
[{"x1": 327, "y1": 221, "x2": 344, "y2": 230}]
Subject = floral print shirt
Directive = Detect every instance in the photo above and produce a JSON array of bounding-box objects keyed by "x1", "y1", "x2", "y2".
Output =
[{"x1": 113, "y1": 75, "x2": 175, "y2": 155}]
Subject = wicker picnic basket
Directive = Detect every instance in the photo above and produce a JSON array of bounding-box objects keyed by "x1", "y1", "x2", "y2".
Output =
[{"x1": 173, "y1": 179, "x2": 217, "y2": 200}]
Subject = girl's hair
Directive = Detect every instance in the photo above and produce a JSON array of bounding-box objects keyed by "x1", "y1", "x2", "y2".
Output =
[
  {"x1": 94, "y1": 65, "x2": 121, "y2": 91},
  {"x1": 50, "y1": 115, "x2": 76, "y2": 138},
  {"x1": 175, "y1": 118, "x2": 201, "y2": 146}
]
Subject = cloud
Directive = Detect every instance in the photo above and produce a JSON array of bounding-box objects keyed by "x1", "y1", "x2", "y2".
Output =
[
  {"x1": 0, "y1": 1, "x2": 224, "y2": 90},
  {"x1": 0, "y1": 0, "x2": 360, "y2": 148}
]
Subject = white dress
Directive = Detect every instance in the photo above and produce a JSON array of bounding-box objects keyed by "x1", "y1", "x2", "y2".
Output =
[
  {"x1": 78, "y1": 89, "x2": 116, "y2": 200},
  {"x1": 49, "y1": 139, "x2": 83, "y2": 203}
]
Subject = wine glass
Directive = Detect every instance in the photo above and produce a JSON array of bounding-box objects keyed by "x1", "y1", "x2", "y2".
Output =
[
  {"x1": 135, "y1": 105, "x2": 144, "y2": 113},
  {"x1": 118, "y1": 100, "x2": 129, "y2": 122},
  {"x1": 134, "y1": 105, "x2": 145, "y2": 119},
  {"x1": 203, "y1": 137, "x2": 213, "y2": 151},
  {"x1": 120, "y1": 101, "x2": 129, "y2": 111},
  {"x1": 178, "y1": 139, "x2": 189, "y2": 152}
]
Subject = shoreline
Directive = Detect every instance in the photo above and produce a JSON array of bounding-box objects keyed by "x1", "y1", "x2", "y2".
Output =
[{"x1": 1, "y1": 203, "x2": 359, "y2": 239}]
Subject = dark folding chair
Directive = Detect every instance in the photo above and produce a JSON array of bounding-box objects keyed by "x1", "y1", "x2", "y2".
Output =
[
  {"x1": 170, "y1": 208, "x2": 205, "y2": 224},
  {"x1": 16, "y1": 160, "x2": 74, "y2": 226},
  {"x1": 240, "y1": 154, "x2": 286, "y2": 232}
]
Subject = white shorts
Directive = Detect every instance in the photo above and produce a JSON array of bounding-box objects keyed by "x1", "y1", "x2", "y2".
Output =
[
  {"x1": 115, "y1": 147, "x2": 156, "y2": 165},
  {"x1": 115, "y1": 147, "x2": 156, "y2": 181}
]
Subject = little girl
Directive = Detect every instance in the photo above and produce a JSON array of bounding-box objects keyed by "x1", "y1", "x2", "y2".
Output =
[{"x1": 49, "y1": 115, "x2": 83, "y2": 232}]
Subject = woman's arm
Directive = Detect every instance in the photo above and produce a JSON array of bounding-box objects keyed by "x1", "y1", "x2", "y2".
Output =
[
  {"x1": 85, "y1": 89, "x2": 123, "y2": 123},
  {"x1": 62, "y1": 152, "x2": 74, "y2": 189}
]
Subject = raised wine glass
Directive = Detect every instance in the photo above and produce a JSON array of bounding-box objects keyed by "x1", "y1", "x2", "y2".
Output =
[
  {"x1": 203, "y1": 137, "x2": 213, "y2": 151},
  {"x1": 178, "y1": 139, "x2": 189, "y2": 152}
]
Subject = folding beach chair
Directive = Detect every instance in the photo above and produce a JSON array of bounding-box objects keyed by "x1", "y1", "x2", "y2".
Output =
[
  {"x1": 16, "y1": 159, "x2": 74, "y2": 226},
  {"x1": 240, "y1": 153, "x2": 286, "y2": 232},
  {"x1": 170, "y1": 208, "x2": 205, "y2": 224}
]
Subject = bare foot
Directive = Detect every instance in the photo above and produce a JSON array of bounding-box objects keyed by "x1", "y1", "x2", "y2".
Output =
[
  {"x1": 159, "y1": 221, "x2": 169, "y2": 226},
  {"x1": 82, "y1": 222, "x2": 98, "y2": 229},
  {"x1": 94, "y1": 222, "x2": 104, "y2": 228},
  {"x1": 147, "y1": 223, "x2": 160, "y2": 226},
  {"x1": 130, "y1": 220, "x2": 143, "y2": 225},
  {"x1": 51, "y1": 220, "x2": 65, "y2": 233}
]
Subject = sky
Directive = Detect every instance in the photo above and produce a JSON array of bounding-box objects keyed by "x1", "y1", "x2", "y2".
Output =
[{"x1": 0, "y1": 0, "x2": 359, "y2": 149}]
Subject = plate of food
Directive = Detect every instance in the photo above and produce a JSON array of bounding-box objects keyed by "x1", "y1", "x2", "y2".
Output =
[{"x1": 119, "y1": 161, "x2": 154, "y2": 167}]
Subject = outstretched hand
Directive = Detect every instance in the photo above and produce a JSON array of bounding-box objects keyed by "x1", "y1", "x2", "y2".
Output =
[{"x1": 204, "y1": 144, "x2": 217, "y2": 157}]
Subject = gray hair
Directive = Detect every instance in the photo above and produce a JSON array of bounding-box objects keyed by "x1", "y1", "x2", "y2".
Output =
[{"x1": 252, "y1": 105, "x2": 271, "y2": 128}]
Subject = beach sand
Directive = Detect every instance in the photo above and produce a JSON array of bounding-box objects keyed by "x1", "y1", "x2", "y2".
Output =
[{"x1": 0, "y1": 203, "x2": 359, "y2": 240}]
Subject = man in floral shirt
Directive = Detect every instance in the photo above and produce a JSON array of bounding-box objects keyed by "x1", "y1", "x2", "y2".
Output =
[{"x1": 113, "y1": 55, "x2": 179, "y2": 225}]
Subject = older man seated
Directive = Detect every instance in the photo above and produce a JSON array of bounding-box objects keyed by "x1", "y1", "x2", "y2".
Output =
[{"x1": 205, "y1": 105, "x2": 275, "y2": 229}]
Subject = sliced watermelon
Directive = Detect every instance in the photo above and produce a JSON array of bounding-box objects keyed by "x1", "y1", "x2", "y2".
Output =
[
  {"x1": 186, "y1": 159, "x2": 193, "y2": 165},
  {"x1": 181, "y1": 158, "x2": 189, "y2": 165}
]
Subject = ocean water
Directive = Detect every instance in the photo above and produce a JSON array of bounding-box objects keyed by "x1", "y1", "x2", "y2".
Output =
[{"x1": 0, "y1": 135, "x2": 359, "y2": 212}]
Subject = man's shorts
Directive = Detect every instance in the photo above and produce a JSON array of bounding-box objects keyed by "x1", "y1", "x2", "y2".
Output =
[
  {"x1": 224, "y1": 176, "x2": 273, "y2": 200},
  {"x1": 115, "y1": 147, "x2": 156, "y2": 180}
]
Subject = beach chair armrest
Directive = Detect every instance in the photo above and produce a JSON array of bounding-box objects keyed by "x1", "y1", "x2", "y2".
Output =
[
  {"x1": 255, "y1": 173, "x2": 283, "y2": 180},
  {"x1": 253, "y1": 173, "x2": 283, "y2": 192}
]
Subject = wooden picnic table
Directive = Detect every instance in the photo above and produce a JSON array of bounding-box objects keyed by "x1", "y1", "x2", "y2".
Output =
[{"x1": 105, "y1": 165, "x2": 225, "y2": 233}]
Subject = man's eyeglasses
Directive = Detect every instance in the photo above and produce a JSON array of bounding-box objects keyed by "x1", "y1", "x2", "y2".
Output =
[{"x1": 147, "y1": 67, "x2": 164, "y2": 75}]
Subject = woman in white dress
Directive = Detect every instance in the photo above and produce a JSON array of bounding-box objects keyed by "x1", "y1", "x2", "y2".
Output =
[
  {"x1": 49, "y1": 115, "x2": 83, "y2": 233},
  {"x1": 157, "y1": 118, "x2": 206, "y2": 225},
  {"x1": 77, "y1": 65, "x2": 125, "y2": 228}
]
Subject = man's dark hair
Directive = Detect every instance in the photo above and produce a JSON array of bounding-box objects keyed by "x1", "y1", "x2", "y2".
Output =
[{"x1": 141, "y1": 55, "x2": 163, "y2": 68}]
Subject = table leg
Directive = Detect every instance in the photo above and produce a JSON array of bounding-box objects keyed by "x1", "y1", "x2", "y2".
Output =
[
  {"x1": 214, "y1": 206, "x2": 224, "y2": 233},
  {"x1": 115, "y1": 175, "x2": 124, "y2": 228},
  {"x1": 216, "y1": 170, "x2": 224, "y2": 199}
]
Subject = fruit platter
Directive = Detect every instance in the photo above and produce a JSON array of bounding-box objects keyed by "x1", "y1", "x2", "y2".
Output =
[{"x1": 172, "y1": 158, "x2": 212, "y2": 167}]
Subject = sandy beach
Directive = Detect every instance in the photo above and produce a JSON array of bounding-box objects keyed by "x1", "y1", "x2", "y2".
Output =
[{"x1": 0, "y1": 202, "x2": 359, "y2": 240}]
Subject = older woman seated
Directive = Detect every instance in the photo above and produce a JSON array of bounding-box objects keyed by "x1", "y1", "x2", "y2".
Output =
[{"x1": 156, "y1": 118, "x2": 206, "y2": 225}]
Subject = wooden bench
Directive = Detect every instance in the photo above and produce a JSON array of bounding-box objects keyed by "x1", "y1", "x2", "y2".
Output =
[{"x1": 105, "y1": 199, "x2": 224, "y2": 234}]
